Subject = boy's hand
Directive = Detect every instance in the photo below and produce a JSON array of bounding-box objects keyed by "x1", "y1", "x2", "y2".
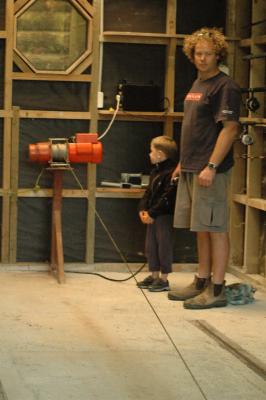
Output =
[
  {"x1": 139, "y1": 211, "x2": 148, "y2": 223},
  {"x1": 139, "y1": 211, "x2": 154, "y2": 224}
]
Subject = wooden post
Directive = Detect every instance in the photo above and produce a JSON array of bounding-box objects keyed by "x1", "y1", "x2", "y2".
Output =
[
  {"x1": 9, "y1": 107, "x2": 20, "y2": 263},
  {"x1": 86, "y1": 0, "x2": 102, "y2": 264},
  {"x1": 164, "y1": 0, "x2": 177, "y2": 137},
  {"x1": 50, "y1": 170, "x2": 65, "y2": 283},
  {"x1": 226, "y1": 0, "x2": 251, "y2": 270},
  {"x1": 1, "y1": 1, "x2": 14, "y2": 262},
  {"x1": 243, "y1": 0, "x2": 265, "y2": 273}
]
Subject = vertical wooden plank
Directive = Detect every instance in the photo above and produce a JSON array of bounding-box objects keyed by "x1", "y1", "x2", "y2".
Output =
[
  {"x1": 9, "y1": 107, "x2": 20, "y2": 263},
  {"x1": 51, "y1": 170, "x2": 65, "y2": 284},
  {"x1": 229, "y1": 201, "x2": 245, "y2": 266},
  {"x1": 86, "y1": 0, "x2": 102, "y2": 263},
  {"x1": 226, "y1": 0, "x2": 250, "y2": 270},
  {"x1": 2, "y1": 1, "x2": 14, "y2": 262},
  {"x1": 166, "y1": 0, "x2": 176, "y2": 35},
  {"x1": 244, "y1": 0, "x2": 265, "y2": 273},
  {"x1": 164, "y1": 1, "x2": 177, "y2": 137},
  {"x1": 244, "y1": 207, "x2": 261, "y2": 272},
  {"x1": 164, "y1": 37, "x2": 176, "y2": 115}
]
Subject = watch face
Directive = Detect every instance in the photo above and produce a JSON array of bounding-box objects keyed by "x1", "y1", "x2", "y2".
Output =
[{"x1": 208, "y1": 163, "x2": 216, "y2": 169}]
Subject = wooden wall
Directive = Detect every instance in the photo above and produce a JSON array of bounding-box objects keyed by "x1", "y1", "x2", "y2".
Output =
[{"x1": 0, "y1": 1, "x2": 265, "y2": 285}]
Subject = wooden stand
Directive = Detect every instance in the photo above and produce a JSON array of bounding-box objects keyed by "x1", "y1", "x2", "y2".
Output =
[{"x1": 50, "y1": 169, "x2": 65, "y2": 283}]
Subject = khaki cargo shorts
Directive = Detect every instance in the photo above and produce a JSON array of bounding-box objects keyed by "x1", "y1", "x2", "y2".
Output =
[{"x1": 173, "y1": 171, "x2": 231, "y2": 232}]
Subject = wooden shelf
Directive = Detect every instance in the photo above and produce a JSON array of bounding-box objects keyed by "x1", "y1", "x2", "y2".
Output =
[
  {"x1": 233, "y1": 193, "x2": 247, "y2": 205},
  {"x1": 18, "y1": 110, "x2": 91, "y2": 120},
  {"x1": 102, "y1": 31, "x2": 184, "y2": 45},
  {"x1": 12, "y1": 72, "x2": 92, "y2": 82},
  {"x1": 0, "y1": 31, "x2": 7, "y2": 39},
  {"x1": 102, "y1": 31, "x2": 240, "y2": 46},
  {"x1": 240, "y1": 117, "x2": 266, "y2": 126},
  {"x1": 98, "y1": 110, "x2": 184, "y2": 122},
  {"x1": 233, "y1": 194, "x2": 266, "y2": 211},
  {"x1": 96, "y1": 187, "x2": 144, "y2": 198},
  {"x1": 16, "y1": 189, "x2": 88, "y2": 198},
  {"x1": 2, "y1": 188, "x2": 144, "y2": 200},
  {"x1": 240, "y1": 35, "x2": 266, "y2": 47},
  {"x1": 248, "y1": 198, "x2": 266, "y2": 211}
]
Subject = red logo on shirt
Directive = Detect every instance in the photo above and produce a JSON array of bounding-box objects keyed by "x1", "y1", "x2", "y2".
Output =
[{"x1": 185, "y1": 92, "x2": 202, "y2": 101}]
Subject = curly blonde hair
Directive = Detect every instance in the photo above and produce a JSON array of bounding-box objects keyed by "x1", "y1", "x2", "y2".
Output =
[{"x1": 183, "y1": 27, "x2": 228, "y2": 64}]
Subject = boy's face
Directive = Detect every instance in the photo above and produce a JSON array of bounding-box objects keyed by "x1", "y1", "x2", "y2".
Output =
[{"x1": 149, "y1": 144, "x2": 165, "y2": 164}]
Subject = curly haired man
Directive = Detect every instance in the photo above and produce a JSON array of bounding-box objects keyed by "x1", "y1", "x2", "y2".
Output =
[{"x1": 168, "y1": 28, "x2": 241, "y2": 309}]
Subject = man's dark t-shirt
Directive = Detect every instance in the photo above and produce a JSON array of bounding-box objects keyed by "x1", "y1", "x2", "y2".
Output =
[{"x1": 180, "y1": 71, "x2": 241, "y2": 173}]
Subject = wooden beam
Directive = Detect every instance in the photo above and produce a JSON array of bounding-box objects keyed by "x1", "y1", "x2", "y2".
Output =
[
  {"x1": 76, "y1": 0, "x2": 94, "y2": 16},
  {"x1": 254, "y1": 35, "x2": 266, "y2": 45},
  {"x1": 14, "y1": 0, "x2": 29, "y2": 14},
  {"x1": 164, "y1": 38, "x2": 176, "y2": 114},
  {"x1": 12, "y1": 72, "x2": 92, "y2": 82},
  {"x1": 72, "y1": 54, "x2": 93, "y2": 75},
  {"x1": 233, "y1": 194, "x2": 247, "y2": 205},
  {"x1": 9, "y1": 107, "x2": 20, "y2": 263},
  {"x1": 13, "y1": 52, "x2": 33, "y2": 73},
  {"x1": 244, "y1": 207, "x2": 261, "y2": 273},
  {"x1": 18, "y1": 110, "x2": 91, "y2": 119},
  {"x1": 98, "y1": 110, "x2": 184, "y2": 122},
  {"x1": 1, "y1": 1, "x2": 14, "y2": 263},
  {"x1": 248, "y1": 198, "x2": 266, "y2": 211},
  {"x1": 86, "y1": 0, "x2": 102, "y2": 264},
  {"x1": 17, "y1": 189, "x2": 86, "y2": 198},
  {"x1": 96, "y1": 188, "x2": 144, "y2": 199},
  {"x1": 166, "y1": 0, "x2": 176, "y2": 35},
  {"x1": 102, "y1": 32, "x2": 170, "y2": 45}
]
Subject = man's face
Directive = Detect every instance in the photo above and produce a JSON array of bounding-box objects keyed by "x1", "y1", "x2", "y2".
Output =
[{"x1": 193, "y1": 40, "x2": 219, "y2": 76}]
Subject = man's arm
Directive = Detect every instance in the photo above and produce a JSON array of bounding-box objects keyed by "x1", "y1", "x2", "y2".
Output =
[{"x1": 198, "y1": 120, "x2": 240, "y2": 187}]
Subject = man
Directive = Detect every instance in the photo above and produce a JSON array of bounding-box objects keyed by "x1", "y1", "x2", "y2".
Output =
[{"x1": 168, "y1": 27, "x2": 241, "y2": 309}]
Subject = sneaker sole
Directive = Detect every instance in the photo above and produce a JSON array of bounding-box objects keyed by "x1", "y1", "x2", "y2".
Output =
[
  {"x1": 148, "y1": 287, "x2": 170, "y2": 292},
  {"x1": 183, "y1": 300, "x2": 228, "y2": 309},
  {"x1": 136, "y1": 285, "x2": 150, "y2": 289}
]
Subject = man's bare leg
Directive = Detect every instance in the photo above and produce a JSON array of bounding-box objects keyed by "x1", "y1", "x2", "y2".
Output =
[
  {"x1": 197, "y1": 231, "x2": 212, "y2": 278},
  {"x1": 210, "y1": 231, "x2": 230, "y2": 284}
]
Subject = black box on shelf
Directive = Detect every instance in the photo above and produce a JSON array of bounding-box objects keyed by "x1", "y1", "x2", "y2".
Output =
[{"x1": 118, "y1": 82, "x2": 162, "y2": 111}]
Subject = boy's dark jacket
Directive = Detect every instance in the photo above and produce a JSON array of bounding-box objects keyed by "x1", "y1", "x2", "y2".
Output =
[{"x1": 138, "y1": 158, "x2": 177, "y2": 219}]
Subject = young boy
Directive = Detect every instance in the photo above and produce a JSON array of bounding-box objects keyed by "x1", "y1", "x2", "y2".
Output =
[{"x1": 137, "y1": 135, "x2": 178, "y2": 292}]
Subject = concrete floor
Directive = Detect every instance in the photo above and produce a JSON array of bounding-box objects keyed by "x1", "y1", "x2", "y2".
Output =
[{"x1": 0, "y1": 269, "x2": 265, "y2": 400}]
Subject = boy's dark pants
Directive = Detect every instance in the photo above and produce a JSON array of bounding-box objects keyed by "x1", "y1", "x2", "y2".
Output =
[{"x1": 145, "y1": 214, "x2": 174, "y2": 274}]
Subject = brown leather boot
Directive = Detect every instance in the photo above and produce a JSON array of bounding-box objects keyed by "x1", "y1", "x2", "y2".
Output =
[
  {"x1": 168, "y1": 275, "x2": 210, "y2": 301},
  {"x1": 183, "y1": 281, "x2": 227, "y2": 309}
]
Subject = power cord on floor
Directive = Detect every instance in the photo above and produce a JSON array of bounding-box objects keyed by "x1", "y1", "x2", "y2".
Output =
[{"x1": 67, "y1": 262, "x2": 146, "y2": 282}]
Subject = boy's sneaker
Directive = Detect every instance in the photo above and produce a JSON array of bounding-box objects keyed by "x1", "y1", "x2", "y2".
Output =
[
  {"x1": 148, "y1": 278, "x2": 170, "y2": 292},
  {"x1": 136, "y1": 275, "x2": 155, "y2": 289}
]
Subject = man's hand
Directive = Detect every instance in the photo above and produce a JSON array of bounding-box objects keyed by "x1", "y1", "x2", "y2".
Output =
[
  {"x1": 198, "y1": 166, "x2": 216, "y2": 187},
  {"x1": 172, "y1": 163, "x2": 181, "y2": 180}
]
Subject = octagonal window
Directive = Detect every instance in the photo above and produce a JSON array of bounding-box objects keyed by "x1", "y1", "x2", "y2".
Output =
[{"x1": 15, "y1": 0, "x2": 92, "y2": 73}]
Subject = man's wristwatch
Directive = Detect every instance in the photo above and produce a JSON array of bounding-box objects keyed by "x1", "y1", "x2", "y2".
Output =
[{"x1": 207, "y1": 162, "x2": 217, "y2": 170}]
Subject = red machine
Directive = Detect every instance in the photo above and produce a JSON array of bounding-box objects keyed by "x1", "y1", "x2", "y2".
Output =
[
  {"x1": 28, "y1": 133, "x2": 103, "y2": 283},
  {"x1": 29, "y1": 133, "x2": 102, "y2": 166}
]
